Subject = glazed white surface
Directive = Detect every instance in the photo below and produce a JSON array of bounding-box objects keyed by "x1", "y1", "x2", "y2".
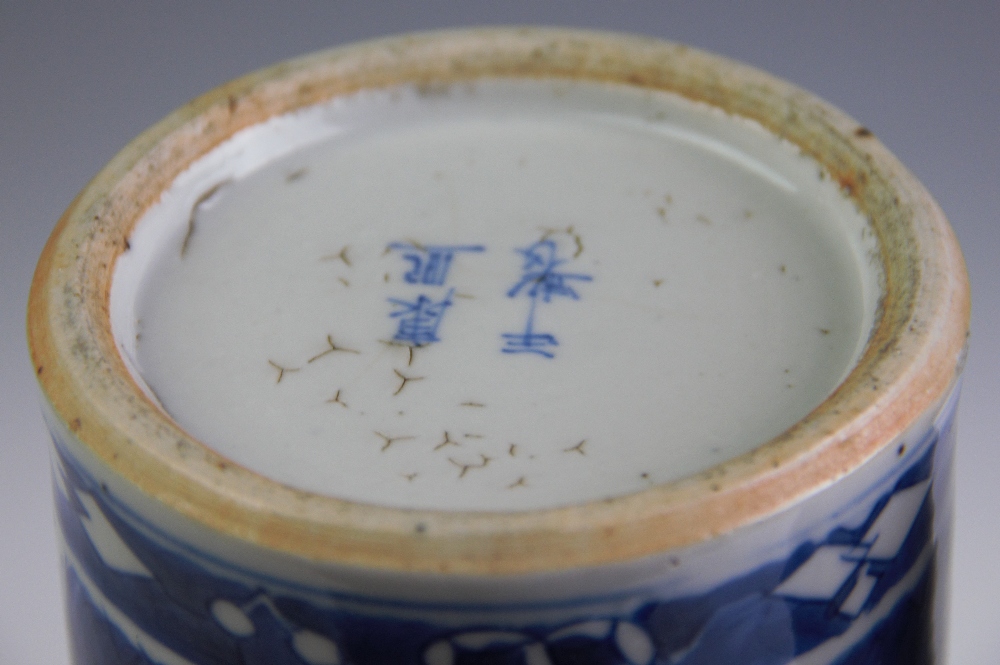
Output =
[
  {"x1": 116, "y1": 79, "x2": 879, "y2": 511},
  {"x1": 6, "y1": 6, "x2": 997, "y2": 665}
]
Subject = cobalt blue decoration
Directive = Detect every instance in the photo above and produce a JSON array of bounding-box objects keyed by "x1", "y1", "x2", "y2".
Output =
[{"x1": 52, "y1": 403, "x2": 951, "y2": 665}]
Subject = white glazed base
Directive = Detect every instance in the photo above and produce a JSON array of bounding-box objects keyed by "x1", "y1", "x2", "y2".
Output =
[{"x1": 118, "y1": 79, "x2": 878, "y2": 512}]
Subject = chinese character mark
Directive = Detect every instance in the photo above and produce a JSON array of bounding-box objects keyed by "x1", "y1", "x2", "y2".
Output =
[
  {"x1": 503, "y1": 239, "x2": 592, "y2": 358},
  {"x1": 388, "y1": 288, "x2": 455, "y2": 347},
  {"x1": 388, "y1": 243, "x2": 485, "y2": 286}
]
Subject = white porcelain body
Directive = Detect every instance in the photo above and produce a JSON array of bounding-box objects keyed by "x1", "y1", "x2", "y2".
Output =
[{"x1": 29, "y1": 29, "x2": 969, "y2": 665}]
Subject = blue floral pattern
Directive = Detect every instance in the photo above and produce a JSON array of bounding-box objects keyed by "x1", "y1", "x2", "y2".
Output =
[{"x1": 51, "y1": 397, "x2": 954, "y2": 665}]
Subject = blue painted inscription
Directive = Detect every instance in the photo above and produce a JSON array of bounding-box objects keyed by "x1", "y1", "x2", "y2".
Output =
[
  {"x1": 388, "y1": 243, "x2": 485, "y2": 286},
  {"x1": 386, "y1": 242, "x2": 483, "y2": 347},
  {"x1": 503, "y1": 239, "x2": 592, "y2": 358},
  {"x1": 388, "y1": 289, "x2": 455, "y2": 347}
]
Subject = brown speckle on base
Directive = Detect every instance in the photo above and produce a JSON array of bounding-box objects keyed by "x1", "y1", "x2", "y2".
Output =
[
  {"x1": 320, "y1": 245, "x2": 352, "y2": 267},
  {"x1": 326, "y1": 389, "x2": 348, "y2": 408},
  {"x1": 267, "y1": 360, "x2": 300, "y2": 384},
  {"x1": 393, "y1": 368, "x2": 425, "y2": 395},
  {"x1": 434, "y1": 431, "x2": 460, "y2": 451},
  {"x1": 182, "y1": 181, "x2": 230, "y2": 257},
  {"x1": 308, "y1": 335, "x2": 360, "y2": 363},
  {"x1": 379, "y1": 339, "x2": 422, "y2": 367},
  {"x1": 837, "y1": 173, "x2": 859, "y2": 196},
  {"x1": 374, "y1": 431, "x2": 416, "y2": 452},
  {"x1": 286, "y1": 168, "x2": 308, "y2": 182},
  {"x1": 508, "y1": 476, "x2": 528, "y2": 489},
  {"x1": 449, "y1": 454, "x2": 492, "y2": 478},
  {"x1": 538, "y1": 225, "x2": 584, "y2": 258}
]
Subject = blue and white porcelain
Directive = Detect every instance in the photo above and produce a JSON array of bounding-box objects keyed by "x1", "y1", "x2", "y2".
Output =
[
  {"x1": 28, "y1": 29, "x2": 970, "y2": 664},
  {"x1": 48, "y1": 387, "x2": 958, "y2": 664}
]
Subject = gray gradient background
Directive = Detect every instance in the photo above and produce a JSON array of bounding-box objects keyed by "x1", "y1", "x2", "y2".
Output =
[{"x1": 1, "y1": 3, "x2": 996, "y2": 663}]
